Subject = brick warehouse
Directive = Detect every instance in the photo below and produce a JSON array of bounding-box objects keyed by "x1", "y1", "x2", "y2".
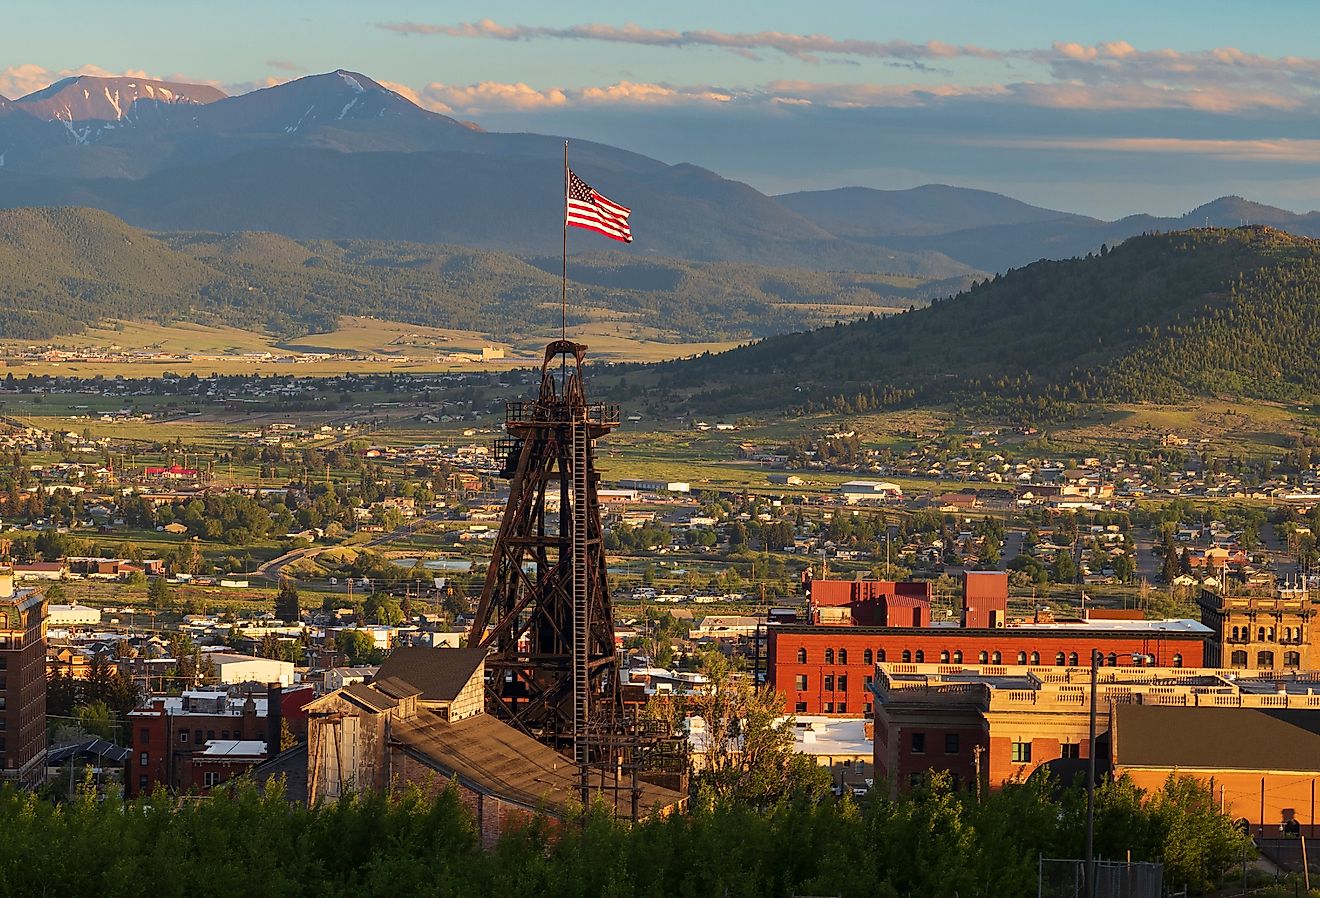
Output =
[
  {"x1": 871, "y1": 662, "x2": 1320, "y2": 812},
  {"x1": 0, "y1": 569, "x2": 47, "y2": 785},
  {"x1": 767, "y1": 572, "x2": 1209, "y2": 716}
]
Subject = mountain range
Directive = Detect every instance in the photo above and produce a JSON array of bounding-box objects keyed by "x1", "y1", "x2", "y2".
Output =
[
  {"x1": 0, "y1": 206, "x2": 959, "y2": 342},
  {"x1": 0, "y1": 69, "x2": 1315, "y2": 277}
]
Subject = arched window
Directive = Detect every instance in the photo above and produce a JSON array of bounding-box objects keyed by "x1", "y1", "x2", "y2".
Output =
[
  {"x1": 824, "y1": 648, "x2": 835, "y2": 665},
  {"x1": 1107, "y1": 653, "x2": 1118, "y2": 667},
  {"x1": 991, "y1": 651, "x2": 1002, "y2": 664},
  {"x1": 1171, "y1": 654, "x2": 1183, "y2": 668},
  {"x1": 1029, "y1": 652, "x2": 1040, "y2": 665},
  {"x1": 901, "y1": 650, "x2": 911, "y2": 663},
  {"x1": 940, "y1": 650, "x2": 950, "y2": 663},
  {"x1": 863, "y1": 649, "x2": 873, "y2": 666},
  {"x1": 1016, "y1": 651, "x2": 1027, "y2": 664},
  {"x1": 838, "y1": 649, "x2": 848, "y2": 665},
  {"x1": 1069, "y1": 652, "x2": 1079, "y2": 666},
  {"x1": 1230, "y1": 650, "x2": 1248, "y2": 668},
  {"x1": 1258, "y1": 650, "x2": 1275, "y2": 669},
  {"x1": 953, "y1": 650, "x2": 963, "y2": 664},
  {"x1": 978, "y1": 651, "x2": 989, "y2": 664},
  {"x1": 1055, "y1": 652, "x2": 1066, "y2": 666},
  {"x1": 796, "y1": 648, "x2": 807, "y2": 664},
  {"x1": 915, "y1": 650, "x2": 925, "y2": 663},
  {"x1": 1285, "y1": 651, "x2": 1301, "y2": 669},
  {"x1": 1230, "y1": 626, "x2": 1238, "y2": 640},
  {"x1": 1259, "y1": 627, "x2": 1267, "y2": 642},
  {"x1": 1269, "y1": 627, "x2": 1276, "y2": 641},
  {"x1": 876, "y1": 649, "x2": 886, "y2": 663}
]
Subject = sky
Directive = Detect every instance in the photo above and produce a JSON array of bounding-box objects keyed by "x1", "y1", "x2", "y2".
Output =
[{"x1": 4, "y1": 1, "x2": 1320, "y2": 217}]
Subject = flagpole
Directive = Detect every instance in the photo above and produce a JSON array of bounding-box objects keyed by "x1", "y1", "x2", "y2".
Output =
[{"x1": 562, "y1": 140, "x2": 568, "y2": 343}]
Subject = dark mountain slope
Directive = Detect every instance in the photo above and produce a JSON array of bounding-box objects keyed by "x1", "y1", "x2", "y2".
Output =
[
  {"x1": 661, "y1": 227, "x2": 1320, "y2": 416},
  {"x1": 775, "y1": 184, "x2": 1082, "y2": 238}
]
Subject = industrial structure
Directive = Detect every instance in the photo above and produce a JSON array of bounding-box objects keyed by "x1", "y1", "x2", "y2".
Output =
[{"x1": 466, "y1": 341, "x2": 624, "y2": 776}]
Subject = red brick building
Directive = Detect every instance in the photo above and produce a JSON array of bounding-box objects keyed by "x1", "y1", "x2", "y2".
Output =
[
  {"x1": 808, "y1": 578, "x2": 932, "y2": 627},
  {"x1": 127, "y1": 685, "x2": 311, "y2": 796},
  {"x1": 769, "y1": 619, "x2": 1208, "y2": 716},
  {"x1": 180, "y1": 740, "x2": 268, "y2": 792},
  {"x1": 0, "y1": 572, "x2": 47, "y2": 785}
]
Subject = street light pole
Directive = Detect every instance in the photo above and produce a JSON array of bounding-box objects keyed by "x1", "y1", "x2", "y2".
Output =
[{"x1": 1085, "y1": 648, "x2": 1099, "y2": 898}]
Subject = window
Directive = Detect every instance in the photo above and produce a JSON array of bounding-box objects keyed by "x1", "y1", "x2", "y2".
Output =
[
  {"x1": 795, "y1": 701, "x2": 808, "y2": 713},
  {"x1": 837, "y1": 703, "x2": 847, "y2": 714},
  {"x1": 1069, "y1": 652, "x2": 1079, "y2": 666},
  {"x1": 824, "y1": 675, "x2": 835, "y2": 691},
  {"x1": 914, "y1": 650, "x2": 925, "y2": 663},
  {"x1": 863, "y1": 649, "x2": 873, "y2": 666},
  {"x1": 824, "y1": 649, "x2": 835, "y2": 665},
  {"x1": 1055, "y1": 652, "x2": 1066, "y2": 666},
  {"x1": 178, "y1": 731, "x2": 188, "y2": 744},
  {"x1": 1172, "y1": 654, "x2": 1183, "y2": 668},
  {"x1": 796, "y1": 648, "x2": 807, "y2": 664},
  {"x1": 901, "y1": 650, "x2": 911, "y2": 663},
  {"x1": 140, "y1": 752, "x2": 149, "y2": 768},
  {"x1": 1269, "y1": 627, "x2": 1276, "y2": 641},
  {"x1": 944, "y1": 733, "x2": 960, "y2": 754},
  {"x1": 1285, "y1": 651, "x2": 1301, "y2": 669},
  {"x1": 978, "y1": 651, "x2": 988, "y2": 664},
  {"x1": 876, "y1": 649, "x2": 886, "y2": 662},
  {"x1": 992, "y1": 651, "x2": 1002, "y2": 664},
  {"x1": 221, "y1": 731, "x2": 230, "y2": 741},
  {"x1": 864, "y1": 675, "x2": 874, "y2": 687},
  {"x1": 911, "y1": 732, "x2": 926, "y2": 754},
  {"x1": 1107, "y1": 653, "x2": 1117, "y2": 667},
  {"x1": 194, "y1": 729, "x2": 203, "y2": 744},
  {"x1": 1259, "y1": 627, "x2": 1267, "y2": 642},
  {"x1": 1061, "y1": 743, "x2": 1080, "y2": 760},
  {"x1": 1016, "y1": 651, "x2": 1027, "y2": 664},
  {"x1": 1231, "y1": 650, "x2": 1248, "y2": 668},
  {"x1": 1258, "y1": 651, "x2": 1276, "y2": 668},
  {"x1": 1029, "y1": 652, "x2": 1040, "y2": 665},
  {"x1": 864, "y1": 702, "x2": 872, "y2": 715},
  {"x1": 823, "y1": 702, "x2": 833, "y2": 713},
  {"x1": 952, "y1": 651, "x2": 963, "y2": 664},
  {"x1": 139, "y1": 776, "x2": 148, "y2": 790},
  {"x1": 206, "y1": 730, "x2": 215, "y2": 741},
  {"x1": 204, "y1": 771, "x2": 220, "y2": 788},
  {"x1": 795, "y1": 674, "x2": 808, "y2": 691},
  {"x1": 940, "y1": 650, "x2": 950, "y2": 663},
  {"x1": 1010, "y1": 741, "x2": 1032, "y2": 763},
  {"x1": 838, "y1": 649, "x2": 848, "y2": 665},
  {"x1": 838, "y1": 675, "x2": 848, "y2": 691}
]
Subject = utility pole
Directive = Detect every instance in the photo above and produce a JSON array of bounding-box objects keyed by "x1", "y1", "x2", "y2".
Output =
[{"x1": 1085, "y1": 648, "x2": 1100, "y2": 898}]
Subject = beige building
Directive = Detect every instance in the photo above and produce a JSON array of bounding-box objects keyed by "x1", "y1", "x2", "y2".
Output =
[{"x1": 1197, "y1": 588, "x2": 1318, "y2": 671}]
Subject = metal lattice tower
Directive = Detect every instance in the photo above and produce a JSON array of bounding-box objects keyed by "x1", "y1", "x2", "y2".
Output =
[{"x1": 468, "y1": 340, "x2": 621, "y2": 762}]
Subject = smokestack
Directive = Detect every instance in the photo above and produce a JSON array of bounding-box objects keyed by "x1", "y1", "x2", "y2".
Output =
[
  {"x1": 0, "y1": 568, "x2": 14, "y2": 599},
  {"x1": 266, "y1": 683, "x2": 283, "y2": 753}
]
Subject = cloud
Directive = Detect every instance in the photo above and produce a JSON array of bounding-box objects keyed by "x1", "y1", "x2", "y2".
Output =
[
  {"x1": 972, "y1": 137, "x2": 1320, "y2": 164},
  {"x1": 378, "y1": 19, "x2": 1002, "y2": 64},
  {"x1": 414, "y1": 79, "x2": 733, "y2": 114},
  {"x1": 0, "y1": 63, "x2": 155, "y2": 99}
]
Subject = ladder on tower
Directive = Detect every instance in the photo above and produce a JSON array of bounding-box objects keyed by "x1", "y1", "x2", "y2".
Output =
[{"x1": 571, "y1": 415, "x2": 591, "y2": 774}]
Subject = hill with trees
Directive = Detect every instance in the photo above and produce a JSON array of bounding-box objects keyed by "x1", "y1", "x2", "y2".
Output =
[
  {"x1": 0, "y1": 206, "x2": 966, "y2": 342},
  {"x1": 660, "y1": 226, "x2": 1320, "y2": 418}
]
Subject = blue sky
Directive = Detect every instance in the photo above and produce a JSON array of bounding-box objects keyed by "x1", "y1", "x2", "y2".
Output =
[{"x1": 5, "y1": 1, "x2": 1320, "y2": 216}]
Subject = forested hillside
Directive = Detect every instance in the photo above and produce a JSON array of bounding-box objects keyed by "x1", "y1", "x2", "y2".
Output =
[
  {"x1": 661, "y1": 227, "x2": 1320, "y2": 417},
  {"x1": 0, "y1": 207, "x2": 963, "y2": 342}
]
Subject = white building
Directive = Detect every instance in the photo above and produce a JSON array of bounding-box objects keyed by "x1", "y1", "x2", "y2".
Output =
[
  {"x1": 202, "y1": 651, "x2": 295, "y2": 687},
  {"x1": 46, "y1": 602, "x2": 102, "y2": 627}
]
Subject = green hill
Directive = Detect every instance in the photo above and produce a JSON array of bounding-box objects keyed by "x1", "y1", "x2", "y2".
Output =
[
  {"x1": 660, "y1": 227, "x2": 1320, "y2": 417},
  {"x1": 0, "y1": 206, "x2": 969, "y2": 342}
]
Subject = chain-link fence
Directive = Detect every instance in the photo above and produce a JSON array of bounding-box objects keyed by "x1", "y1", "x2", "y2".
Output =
[{"x1": 1037, "y1": 857, "x2": 1164, "y2": 898}]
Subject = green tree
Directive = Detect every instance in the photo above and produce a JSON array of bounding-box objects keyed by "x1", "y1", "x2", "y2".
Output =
[
  {"x1": 274, "y1": 580, "x2": 300, "y2": 623},
  {"x1": 147, "y1": 575, "x2": 174, "y2": 610}
]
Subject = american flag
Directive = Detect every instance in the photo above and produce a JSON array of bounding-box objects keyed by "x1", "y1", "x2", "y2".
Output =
[{"x1": 566, "y1": 170, "x2": 632, "y2": 243}]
